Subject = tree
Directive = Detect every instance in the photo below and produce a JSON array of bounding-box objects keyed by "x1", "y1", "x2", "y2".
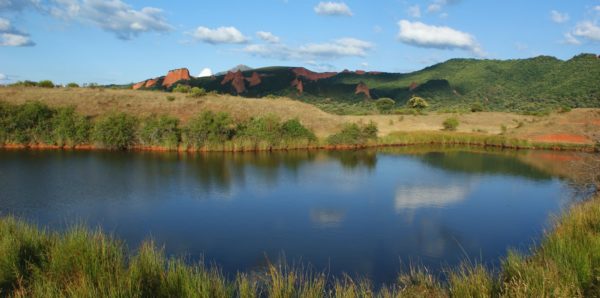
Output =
[
  {"x1": 66, "y1": 82, "x2": 80, "y2": 88},
  {"x1": 375, "y1": 98, "x2": 395, "y2": 114},
  {"x1": 442, "y1": 117, "x2": 459, "y2": 131},
  {"x1": 173, "y1": 84, "x2": 191, "y2": 93},
  {"x1": 37, "y1": 80, "x2": 55, "y2": 88},
  {"x1": 407, "y1": 96, "x2": 429, "y2": 111},
  {"x1": 471, "y1": 102, "x2": 484, "y2": 112},
  {"x1": 189, "y1": 87, "x2": 207, "y2": 97}
]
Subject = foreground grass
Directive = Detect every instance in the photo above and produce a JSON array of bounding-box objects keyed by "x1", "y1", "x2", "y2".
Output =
[{"x1": 1, "y1": 194, "x2": 599, "y2": 297}]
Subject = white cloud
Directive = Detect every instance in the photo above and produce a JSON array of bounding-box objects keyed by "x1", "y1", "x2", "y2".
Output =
[
  {"x1": 571, "y1": 21, "x2": 600, "y2": 42},
  {"x1": 0, "y1": 17, "x2": 35, "y2": 46},
  {"x1": 427, "y1": 3, "x2": 442, "y2": 13},
  {"x1": 256, "y1": 31, "x2": 280, "y2": 43},
  {"x1": 0, "y1": 0, "x2": 44, "y2": 12},
  {"x1": 191, "y1": 26, "x2": 249, "y2": 44},
  {"x1": 550, "y1": 10, "x2": 569, "y2": 24},
  {"x1": 314, "y1": 2, "x2": 352, "y2": 16},
  {"x1": 0, "y1": 73, "x2": 7, "y2": 81},
  {"x1": 563, "y1": 32, "x2": 581, "y2": 45},
  {"x1": 408, "y1": 5, "x2": 421, "y2": 18},
  {"x1": 197, "y1": 68, "x2": 213, "y2": 77},
  {"x1": 397, "y1": 20, "x2": 484, "y2": 56},
  {"x1": 244, "y1": 37, "x2": 373, "y2": 60},
  {"x1": 426, "y1": 0, "x2": 459, "y2": 14},
  {"x1": 0, "y1": 32, "x2": 35, "y2": 46}
]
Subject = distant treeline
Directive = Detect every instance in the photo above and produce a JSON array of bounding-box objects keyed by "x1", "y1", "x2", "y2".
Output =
[{"x1": 0, "y1": 101, "x2": 378, "y2": 150}]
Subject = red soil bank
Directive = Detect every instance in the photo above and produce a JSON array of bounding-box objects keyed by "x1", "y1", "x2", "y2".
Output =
[
  {"x1": 132, "y1": 81, "x2": 146, "y2": 90},
  {"x1": 292, "y1": 67, "x2": 337, "y2": 81},
  {"x1": 409, "y1": 82, "x2": 419, "y2": 91},
  {"x1": 291, "y1": 78, "x2": 304, "y2": 94},
  {"x1": 246, "y1": 72, "x2": 262, "y2": 87},
  {"x1": 162, "y1": 68, "x2": 191, "y2": 87},
  {"x1": 355, "y1": 70, "x2": 366, "y2": 75},
  {"x1": 221, "y1": 71, "x2": 246, "y2": 94},
  {"x1": 533, "y1": 134, "x2": 591, "y2": 144},
  {"x1": 145, "y1": 79, "x2": 158, "y2": 88},
  {"x1": 355, "y1": 82, "x2": 371, "y2": 99}
]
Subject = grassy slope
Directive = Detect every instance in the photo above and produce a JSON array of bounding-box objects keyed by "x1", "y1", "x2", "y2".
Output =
[
  {"x1": 1, "y1": 87, "x2": 599, "y2": 143},
  {"x1": 1, "y1": 193, "x2": 598, "y2": 297}
]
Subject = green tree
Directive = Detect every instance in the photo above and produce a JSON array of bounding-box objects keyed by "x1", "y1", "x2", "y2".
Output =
[
  {"x1": 184, "y1": 111, "x2": 234, "y2": 148},
  {"x1": 37, "y1": 80, "x2": 55, "y2": 88},
  {"x1": 138, "y1": 115, "x2": 181, "y2": 149},
  {"x1": 66, "y1": 82, "x2": 80, "y2": 88},
  {"x1": 375, "y1": 98, "x2": 396, "y2": 114},
  {"x1": 172, "y1": 84, "x2": 191, "y2": 93},
  {"x1": 407, "y1": 96, "x2": 429, "y2": 111},
  {"x1": 189, "y1": 87, "x2": 207, "y2": 98}
]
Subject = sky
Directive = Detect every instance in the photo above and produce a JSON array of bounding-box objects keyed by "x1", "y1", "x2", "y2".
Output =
[{"x1": 0, "y1": 0, "x2": 599, "y2": 85}]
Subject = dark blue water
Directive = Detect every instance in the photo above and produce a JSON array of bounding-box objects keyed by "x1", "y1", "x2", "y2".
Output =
[{"x1": 0, "y1": 148, "x2": 576, "y2": 284}]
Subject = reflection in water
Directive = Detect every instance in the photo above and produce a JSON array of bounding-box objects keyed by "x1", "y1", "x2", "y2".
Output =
[
  {"x1": 310, "y1": 208, "x2": 346, "y2": 227},
  {"x1": 0, "y1": 147, "x2": 586, "y2": 285},
  {"x1": 395, "y1": 183, "x2": 472, "y2": 210}
]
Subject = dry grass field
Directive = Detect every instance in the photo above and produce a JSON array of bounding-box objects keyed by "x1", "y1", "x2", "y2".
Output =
[{"x1": 1, "y1": 86, "x2": 599, "y2": 144}]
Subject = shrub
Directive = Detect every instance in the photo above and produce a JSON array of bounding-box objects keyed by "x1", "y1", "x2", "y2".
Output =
[
  {"x1": 189, "y1": 87, "x2": 207, "y2": 98},
  {"x1": 557, "y1": 106, "x2": 572, "y2": 113},
  {"x1": 280, "y1": 118, "x2": 316, "y2": 141},
  {"x1": 327, "y1": 122, "x2": 378, "y2": 145},
  {"x1": 172, "y1": 84, "x2": 191, "y2": 93},
  {"x1": 66, "y1": 82, "x2": 80, "y2": 88},
  {"x1": 38, "y1": 80, "x2": 55, "y2": 88},
  {"x1": 375, "y1": 98, "x2": 395, "y2": 114},
  {"x1": 471, "y1": 102, "x2": 484, "y2": 112},
  {"x1": 443, "y1": 117, "x2": 459, "y2": 131},
  {"x1": 2, "y1": 101, "x2": 55, "y2": 144},
  {"x1": 184, "y1": 111, "x2": 234, "y2": 148},
  {"x1": 51, "y1": 107, "x2": 91, "y2": 146},
  {"x1": 406, "y1": 96, "x2": 429, "y2": 111},
  {"x1": 138, "y1": 115, "x2": 181, "y2": 149},
  {"x1": 92, "y1": 113, "x2": 137, "y2": 149},
  {"x1": 238, "y1": 115, "x2": 283, "y2": 145},
  {"x1": 166, "y1": 96, "x2": 175, "y2": 102}
]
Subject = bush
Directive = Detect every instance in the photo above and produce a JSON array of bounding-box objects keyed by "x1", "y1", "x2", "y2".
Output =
[
  {"x1": 166, "y1": 96, "x2": 175, "y2": 102},
  {"x1": 375, "y1": 98, "x2": 395, "y2": 114},
  {"x1": 557, "y1": 106, "x2": 572, "y2": 113},
  {"x1": 1, "y1": 101, "x2": 55, "y2": 144},
  {"x1": 92, "y1": 113, "x2": 138, "y2": 149},
  {"x1": 172, "y1": 84, "x2": 191, "y2": 93},
  {"x1": 138, "y1": 115, "x2": 181, "y2": 149},
  {"x1": 51, "y1": 107, "x2": 91, "y2": 146},
  {"x1": 406, "y1": 96, "x2": 429, "y2": 111},
  {"x1": 327, "y1": 122, "x2": 378, "y2": 145},
  {"x1": 443, "y1": 117, "x2": 459, "y2": 131},
  {"x1": 189, "y1": 87, "x2": 207, "y2": 98},
  {"x1": 280, "y1": 118, "x2": 316, "y2": 141},
  {"x1": 184, "y1": 111, "x2": 234, "y2": 148},
  {"x1": 37, "y1": 80, "x2": 55, "y2": 88},
  {"x1": 66, "y1": 82, "x2": 80, "y2": 88},
  {"x1": 238, "y1": 115, "x2": 283, "y2": 145},
  {"x1": 471, "y1": 102, "x2": 484, "y2": 112}
]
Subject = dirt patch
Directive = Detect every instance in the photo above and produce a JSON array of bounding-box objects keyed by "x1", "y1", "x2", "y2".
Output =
[{"x1": 533, "y1": 134, "x2": 591, "y2": 144}]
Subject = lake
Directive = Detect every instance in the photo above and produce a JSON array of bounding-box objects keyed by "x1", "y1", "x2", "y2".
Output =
[{"x1": 0, "y1": 147, "x2": 580, "y2": 285}]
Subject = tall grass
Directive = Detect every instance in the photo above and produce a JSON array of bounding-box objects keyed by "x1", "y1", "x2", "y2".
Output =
[{"x1": 1, "y1": 194, "x2": 598, "y2": 297}]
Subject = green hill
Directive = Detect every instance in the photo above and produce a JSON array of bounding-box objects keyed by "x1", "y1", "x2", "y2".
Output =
[{"x1": 135, "y1": 53, "x2": 600, "y2": 114}]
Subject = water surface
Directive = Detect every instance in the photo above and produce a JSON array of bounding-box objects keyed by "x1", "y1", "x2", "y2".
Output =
[{"x1": 0, "y1": 147, "x2": 577, "y2": 284}]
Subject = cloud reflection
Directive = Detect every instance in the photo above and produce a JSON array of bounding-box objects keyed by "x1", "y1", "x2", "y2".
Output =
[{"x1": 394, "y1": 183, "x2": 471, "y2": 211}]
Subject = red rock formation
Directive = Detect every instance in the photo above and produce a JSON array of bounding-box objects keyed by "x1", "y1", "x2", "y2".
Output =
[
  {"x1": 221, "y1": 70, "x2": 246, "y2": 94},
  {"x1": 292, "y1": 67, "x2": 337, "y2": 81},
  {"x1": 145, "y1": 79, "x2": 158, "y2": 88},
  {"x1": 355, "y1": 70, "x2": 366, "y2": 75},
  {"x1": 291, "y1": 78, "x2": 304, "y2": 94},
  {"x1": 246, "y1": 72, "x2": 262, "y2": 87},
  {"x1": 132, "y1": 81, "x2": 146, "y2": 90},
  {"x1": 355, "y1": 82, "x2": 371, "y2": 99},
  {"x1": 367, "y1": 71, "x2": 383, "y2": 75},
  {"x1": 408, "y1": 81, "x2": 419, "y2": 91},
  {"x1": 162, "y1": 68, "x2": 191, "y2": 87}
]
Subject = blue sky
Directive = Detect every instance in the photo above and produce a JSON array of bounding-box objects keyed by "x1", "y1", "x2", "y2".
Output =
[{"x1": 0, "y1": 0, "x2": 599, "y2": 85}]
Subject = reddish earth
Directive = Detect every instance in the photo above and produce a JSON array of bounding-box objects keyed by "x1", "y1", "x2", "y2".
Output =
[
  {"x1": 132, "y1": 81, "x2": 146, "y2": 90},
  {"x1": 355, "y1": 82, "x2": 371, "y2": 99},
  {"x1": 292, "y1": 67, "x2": 337, "y2": 81},
  {"x1": 368, "y1": 71, "x2": 383, "y2": 75},
  {"x1": 162, "y1": 68, "x2": 191, "y2": 87},
  {"x1": 145, "y1": 79, "x2": 158, "y2": 88},
  {"x1": 221, "y1": 71, "x2": 247, "y2": 94},
  {"x1": 409, "y1": 82, "x2": 419, "y2": 91},
  {"x1": 246, "y1": 72, "x2": 262, "y2": 87},
  {"x1": 530, "y1": 152, "x2": 580, "y2": 162},
  {"x1": 532, "y1": 134, "x2": 591, "y2": 144},
  {"x1": 355, "y1": 70, "x2": 366, "y2": 75},
  {"x1": 592, "y1": 120, "x2": 600, "y2": 126},
  {"x1": 291, "y1": 78, "x2": 304, "y2": 94}
]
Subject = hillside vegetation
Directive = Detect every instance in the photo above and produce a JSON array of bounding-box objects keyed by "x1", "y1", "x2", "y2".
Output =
[{"x1": 131, "y1": 54, "x2": 600, "y2": 114}]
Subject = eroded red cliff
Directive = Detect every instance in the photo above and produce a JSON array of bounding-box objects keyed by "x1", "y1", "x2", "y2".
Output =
[
  {"x1": 355, "y1": 82, "x2": 371, "y2": 99},
  {"x1": 162, "y1": 68, "x2": 191, "y2": 87},
  {"x1": 291, "y1": 78, "x2": 304, "y2": 94},
  {"x1": 221, "y1": 70, "x2": 247, "y2": 94},
  {"x1": 292, "y1": 67, "x2": 337, "y2": 81},
  {"x1": 246, "y1": 72, "x2": 262, "y2": 87}
]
